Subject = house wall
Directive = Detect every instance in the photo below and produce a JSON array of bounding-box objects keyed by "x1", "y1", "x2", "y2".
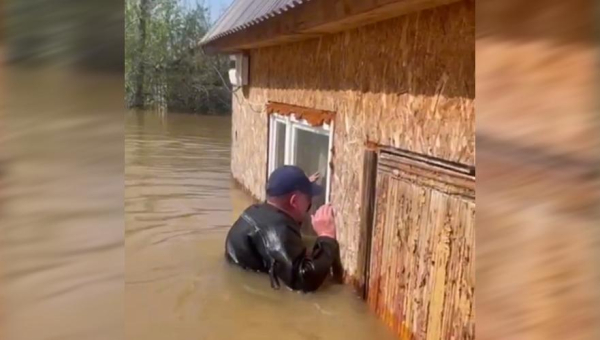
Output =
[{"x1": 231, "y1": 0, "x2": 474, "y2": 281}]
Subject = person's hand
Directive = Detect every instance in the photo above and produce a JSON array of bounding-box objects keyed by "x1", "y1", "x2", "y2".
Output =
[
  {"x1": 308, "y1": 172, "x2": 321, "y2": 183},
  {"x1": 311, "y1": 204, "x2": 336, "y2": 239}
]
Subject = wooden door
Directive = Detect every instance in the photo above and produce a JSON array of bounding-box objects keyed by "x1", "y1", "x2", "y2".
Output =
[{"x1": 366, "y1": 148, "x2": 475, "y2": 340}]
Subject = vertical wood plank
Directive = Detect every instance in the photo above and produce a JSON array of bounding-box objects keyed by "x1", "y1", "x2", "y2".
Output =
[{"x1": 358, "y1": 150, "x2": 378, "y2": 297}]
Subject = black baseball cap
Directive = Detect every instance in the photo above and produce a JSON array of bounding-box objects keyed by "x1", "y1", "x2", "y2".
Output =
[{"x1": 266, "y1": 165, "x2": 324, "y2": 197}]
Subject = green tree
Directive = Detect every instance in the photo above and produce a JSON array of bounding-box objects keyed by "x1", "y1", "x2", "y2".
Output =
[{"x1": 125, "y1": 0, "x2": 231, "y2": 114}]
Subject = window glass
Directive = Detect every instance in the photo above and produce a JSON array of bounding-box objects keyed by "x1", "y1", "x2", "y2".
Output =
[
  {"x1": 274, "y1": 121, "x2": 286, "y2": 168},
  {"x1": 294, "y1": 128, "x2": 329, "y2": 207},
  {"x1": 293, "y1": 128, "x2": 330, "y2": 236}
]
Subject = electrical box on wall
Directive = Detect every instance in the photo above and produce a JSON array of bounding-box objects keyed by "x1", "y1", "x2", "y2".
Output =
[{"x1": 228, "y1": 53, "x2": 248, "y2": 86}]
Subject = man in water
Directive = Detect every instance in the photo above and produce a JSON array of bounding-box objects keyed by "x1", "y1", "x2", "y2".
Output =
[{"x1": 225, "y1": 165, "x2": 339, "y2": 292}]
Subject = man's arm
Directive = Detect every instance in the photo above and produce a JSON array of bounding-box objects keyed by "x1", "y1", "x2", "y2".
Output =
[
  {"x1": 268, "y1": 204, "x2": 338, "y2": 292},
  {"x1": 268, "y1": 231, "x2": 338, "y2": 292}
]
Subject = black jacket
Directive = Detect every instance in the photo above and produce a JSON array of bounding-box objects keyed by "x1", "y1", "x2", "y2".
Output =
[{"x1": 225, "y1": 203, "x2": 339, "y2": 292}]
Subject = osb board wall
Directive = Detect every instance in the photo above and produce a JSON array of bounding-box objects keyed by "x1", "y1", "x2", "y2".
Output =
[
  {"x1": 230, "y1": 91, "x2": 268, "y2": 201},
  {"x1": 368, "y1": 171, "x2": 474, "y2": 339},
  {"x1": 231, "y1": 1, "x2": 474, "y2": 281}
]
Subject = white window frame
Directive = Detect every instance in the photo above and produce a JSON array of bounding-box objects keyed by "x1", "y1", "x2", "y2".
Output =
[{"x1": 268, "y1": 113, "x2": 334, "y2": 203}]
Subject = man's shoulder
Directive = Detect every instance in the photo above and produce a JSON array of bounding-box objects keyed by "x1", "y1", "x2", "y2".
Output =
[
  {"x1": 243, "y1": 203, "x2": 301, "y2": 237},
  {"x1": 244, "y1": 203, "x2": 280, "y2": 221}
]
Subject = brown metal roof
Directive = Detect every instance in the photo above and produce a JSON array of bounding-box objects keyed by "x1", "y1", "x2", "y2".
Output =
[{"x1": 200, "y1": 0, "x2": 311, "y2": 46}]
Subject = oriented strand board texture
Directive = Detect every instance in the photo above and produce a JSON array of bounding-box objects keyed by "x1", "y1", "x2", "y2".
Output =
[
  {"x1": 231, "y1": 1, "x2": 474, "y2": 282},
  {"x1": 368, "y1": 171, "x2": 475, "y2": 340},
  {"x1": 230, "y1": 88, "x2": 268, "y2": 201}
]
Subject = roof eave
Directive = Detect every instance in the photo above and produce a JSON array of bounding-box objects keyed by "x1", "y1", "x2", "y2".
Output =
[{"x1": 200, "y1": 0, "x2": 461, "y2": 54}]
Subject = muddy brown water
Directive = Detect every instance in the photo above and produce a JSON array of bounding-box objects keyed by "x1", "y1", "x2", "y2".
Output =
[{"x1": 125, "y1": 112, "x2": 395, "y2": 340}]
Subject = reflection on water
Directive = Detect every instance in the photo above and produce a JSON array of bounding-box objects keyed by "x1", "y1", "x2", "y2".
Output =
[{"x1": 125, "y1": 112, "x2": 395, "y2": 340}]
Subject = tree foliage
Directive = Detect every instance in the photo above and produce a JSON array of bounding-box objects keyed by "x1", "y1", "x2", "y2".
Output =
[{"x1": 125, "y1": 0, "x2": 231, "y2": 114}]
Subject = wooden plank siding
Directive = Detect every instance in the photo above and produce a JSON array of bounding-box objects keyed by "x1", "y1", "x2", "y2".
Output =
[
  {"x1": 355, "y1": 149, "x2": 379, "y2": 297},
  {"x1": 367, "y1": 149, "x2": 475, "y2": 339}
]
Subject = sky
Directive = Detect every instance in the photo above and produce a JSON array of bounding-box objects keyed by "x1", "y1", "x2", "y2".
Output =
[{"x1": 181, "y1": 0, "x2": 234, "y2": 23}]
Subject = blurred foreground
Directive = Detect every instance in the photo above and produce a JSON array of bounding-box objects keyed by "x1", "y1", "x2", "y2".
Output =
[
  {"x1": 476, "y1": 0, "x2": 599, "y2": 339},
  {"x1": 1, "y1": 2, "x2": 125, "y2": 338},
  {"x1": 0, "y1": 67, "x2": 124, "y2": 339}
]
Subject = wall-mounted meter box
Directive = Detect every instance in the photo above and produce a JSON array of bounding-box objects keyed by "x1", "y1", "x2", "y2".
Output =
[{"x1": 228, "y1": 53, "x2": 249, "y2": 86}]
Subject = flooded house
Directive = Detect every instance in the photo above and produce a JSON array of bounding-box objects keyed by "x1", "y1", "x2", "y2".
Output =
[{"x1": 201, "y1": 0, "x2": 475, "y2": 338}]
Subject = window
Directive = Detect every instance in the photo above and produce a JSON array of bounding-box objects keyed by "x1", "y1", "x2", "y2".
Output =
[
  {"x1": 268, "y1": 114, "x2": 333, "y2": 207},
  {"x1": 274, "y1": 120, "x2": 287, "y2": 169}
]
